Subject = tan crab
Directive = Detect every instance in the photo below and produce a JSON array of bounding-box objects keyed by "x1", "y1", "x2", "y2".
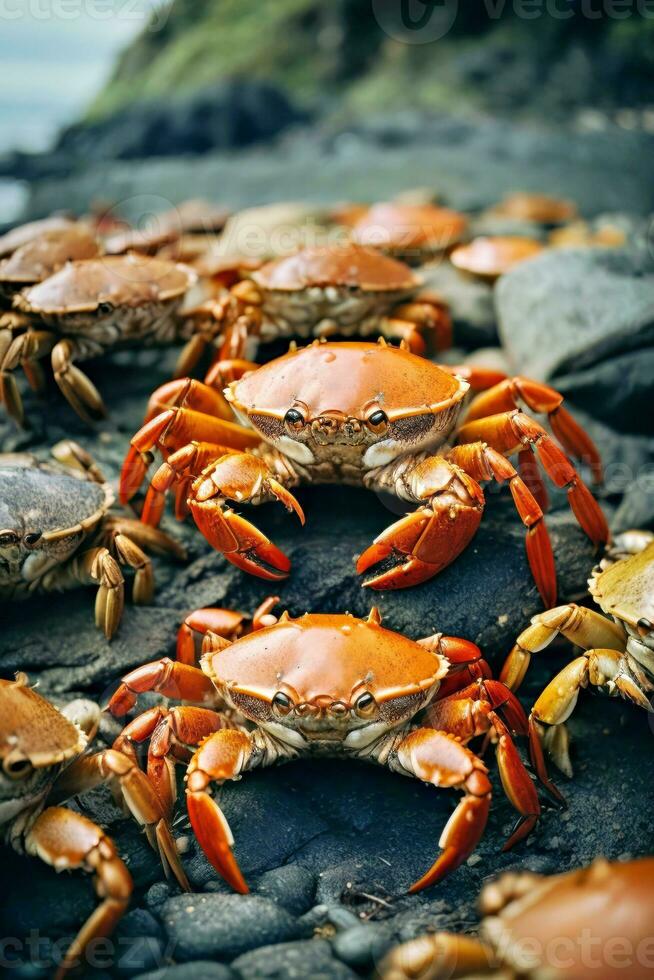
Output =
[
  {"x1": 0, "y1": 216, "x2": 75, "y2": 259},
  {"x1": 0, "y1": 225, "x2": 101, "y2": 305},
  {"x1": 199, "y1": 244, "x2": 452, "y2": 369},
  {"x1": 450, "y1": 236, "x2": 544, "y2": 283},
  {"x1": 351, "y1": 202, "x2": 468, "y2": 264},
  {"x1": 0, "y1": 253, "x2": 197, "y2": 425},
  {"x1": 121, "y1": 340, "x2": 607, "y2": 604},
  {"x1": 108, "y1": 603, "x2": 541, "y2": 894},
  {"x1": 0, "y1": 675, "x2": 189, "y2": 980},
  {"x1": 0, "y1": 440, "x2": 184, "y2": 638},
  {"x1": 378, "y1": 857, "x2": 654, "y2": 980},
  {"x1": 501, "y1": 529, "x2": 654, "y2": 792}
]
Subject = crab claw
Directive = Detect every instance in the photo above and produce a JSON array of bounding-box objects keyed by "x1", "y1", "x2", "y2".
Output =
[
  {"x1": 186, "y1": 729, "x2": 253, "y2": 893},
  {"x1": 357, "y1": 500, "x2": 481, "y2": 590},
  {"x1": 189, "y1": 500, "x2": 291, "y2": 580}
]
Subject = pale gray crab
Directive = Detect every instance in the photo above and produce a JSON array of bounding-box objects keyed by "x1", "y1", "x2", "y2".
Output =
[
  {"x1": 0, "y1": 440, "x2": 184, "y2": 638},
  {"x1": 0, "y1": 224, "x2": 101, "y2": 305},
  {"x1": 0, "y1": 252, "x2": 197, "y2": 425},
  {"x1": 0, "y1": 674, "x2": 188, "y2": 980},
  {"x1": 502, "y1": 529, "x2": 654, "y2": 789}
]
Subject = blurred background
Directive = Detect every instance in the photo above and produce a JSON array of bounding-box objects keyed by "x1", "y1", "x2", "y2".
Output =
[{"x1": 2, "y1": 0, "x2": 654, "y2": 225}]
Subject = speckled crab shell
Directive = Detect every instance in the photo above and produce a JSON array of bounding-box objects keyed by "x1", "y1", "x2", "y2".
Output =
[
  {"x1": 0, "y1": 226, "x2": 102, "y2": 288},
  {"x1": 0, "y1": 676, "x2": 86, "y2": 771},
  {"x1": 14, "y1": 254, "x2": 196, "y2": 317},
  {"x1": 201, "y1": 611, "x2": 448, "y2": 706},
  {"x1": 0, "y1": 452, "x2": 112, "y2": 550},
  {"x1": 226, "y1": 340, "x2": 468, "y2": 424},
  {"x1": 589, "y1": 539, "x2": 654, "y2": 630}
]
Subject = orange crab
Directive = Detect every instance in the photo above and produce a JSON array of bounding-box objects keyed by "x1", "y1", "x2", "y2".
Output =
[
  {"x1": 121, "y1": 340, "x2": 607, "y2": 603},
  {"x1": 189, "y1": 244, "x2": 452, "y2": 369},
  {"x1": 379, "y1": 857, "x2": 654, "y2": 980},
  {"x1": 108, "y1": 602, "x2": 541, "y2": 894}
]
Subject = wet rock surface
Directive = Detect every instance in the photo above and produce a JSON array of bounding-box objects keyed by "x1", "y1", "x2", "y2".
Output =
[{"x1": 1, "y1": 178, "x2": 654, "y2": 977}]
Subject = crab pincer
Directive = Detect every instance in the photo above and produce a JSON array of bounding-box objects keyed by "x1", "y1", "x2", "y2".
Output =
[{"x1": 189, "y1": 453, "x2": 304, "y2": 579}]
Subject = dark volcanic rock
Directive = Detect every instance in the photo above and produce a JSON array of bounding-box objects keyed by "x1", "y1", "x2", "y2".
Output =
[
  {"x1": 135, "y1": 965, "x2": 234, "y2": 980},
  {"x1": 231, "y1": 939, "x2": 357, "y2": 979},
  {"x1": 161, "y1": 894, "x2": 309, "y2": 962},
  {"x1": 252, "y1": 865, "x2": 317, "y2": 917},
  {"x1": 556, "y1": 347, "x2": 654, "y2": 436},
  {"x1": 496, "y1": 246, "x2": 654, "y2": 385}
]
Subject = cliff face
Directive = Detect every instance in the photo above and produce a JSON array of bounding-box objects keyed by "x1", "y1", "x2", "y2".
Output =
[{"x1": 89, "y1": 0, "x2": 654, "y2": 123}]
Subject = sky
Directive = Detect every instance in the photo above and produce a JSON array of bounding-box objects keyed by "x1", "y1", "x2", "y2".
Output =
[{"x1": 0, "y1": 1, "x2": 164, "y2": 154}]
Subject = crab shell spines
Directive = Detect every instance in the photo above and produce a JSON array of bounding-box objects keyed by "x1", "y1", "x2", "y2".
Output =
[
  {"x1": 226, "y1": 341, "x2": 469, "y2": 424},
  {"x1": 201, "y1": 613, "x2": 448, "y2": 709}
]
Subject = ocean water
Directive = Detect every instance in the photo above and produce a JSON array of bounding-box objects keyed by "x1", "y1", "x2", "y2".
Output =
[{"x1": 0, "y1": 1, "x2": 163, "y2": 221}]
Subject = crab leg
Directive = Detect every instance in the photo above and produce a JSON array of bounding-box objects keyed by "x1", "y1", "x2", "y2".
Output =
[
  {"x1": 22, "y1": 807, "x2": 132, "y2": 980},
  {"x1": 186, "y1": 728, "x2": 263, "y2": 893},
  {"x1": 47, "y1": 747, "x2": 190, "y2": 890},
  {"x1": 458, "y1": 373, "x2": 603, "y2": 484},
  {"x1": 446, "y1": 442, "x2": 556, "y2": 607},
  {"x1": 426, "y1": 681, "x2": 540, "y2": 848},
  {"x1": 383, "y1": 293, "x2": 452, "y2": 354},
  {"x1": 378, "y1": 932, "x2": 495, "y2": 980},
  {"x1": 416, "y1": 633, "x2": 492, "y2": 697},
  {"x1": 120, "y1": 405, "x2": 259, "y2": 503},
  {"x1": 456, "y1": 411, "x2": 608, "y2": 545},
  {"x1": 530, "y1": 648, "x2": 654, "y2": 779},
  {"x1": 108, "y1": 657, "x2": 219, "y2": 716},
  {"x1": 144, "y1": 377, "x2": 233, "y2": 424},
  {"x1": 385, "y1": 727, "x2": 492, "y2": 891},
  {"x1": 176, "y1": 596, "x2": 279, "y2": 665},
  {"x1": 47, "y1": 546, "x2": 125, "y2": 640},
  {"x1": 142, "y1": 440, "x2": 240, "y2": 527},
  {"x1": 189, "y1": 453, "x2": 303, "y2": 580},
  {"x1": 501, "y1": 603, "x2": 626, "y2": 691},
  {"x1": 0, "y1": 327, "x2": 56, "y2": 426},
  {"x1": 51, "y1": 339, "x2": 108, "y2": 424},
  {"x1": 113, "y1": 705, "x2": 233, "y2": 819},
  {"x1": 204, "y1": 357, "x2": 260, "y2": 389}
]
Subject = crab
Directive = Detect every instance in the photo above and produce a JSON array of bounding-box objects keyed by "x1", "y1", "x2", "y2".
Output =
[
  {"x1": 379, "y1": 856, "x2": 654, "y2": 979},
  {"x1": 501, "y1": 529, "x2": 654, "y2": 791},
  {"x1": 0, "y1": 440, "x2": 184, "y2": 638},
  {"x1": 450, "y1": 236, "x2": 544, "y2": 283},
  {"x1": 108, "y1": 602, "x2": 542, "y2": 894},
  {"x1": 120, "y1": 339, "x2": 607, "y2": 603},
  {"x1": 0, "y1": 216, "x2": 75, "y2": 260},
  {"x1": 0, "y1": 224, "x2": 101, "y2": 306},
  {"x1": 351, "y1": 203, "x2": 468, "y2": 264},
  {"x1": 197, "y1": 244, "x2": 453, "y2": 368},
  {"x1": 488, "y1": 191, "x2": 578, "y2": 225},
  {"x1": 0, "y1": 252, "x2": 197, "y2": 425},
  {"x1": 0, "y1": 675, "x2": 189, "y2": 980}
]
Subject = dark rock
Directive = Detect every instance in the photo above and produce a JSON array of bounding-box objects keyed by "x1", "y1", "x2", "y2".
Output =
[
  {"x1": 231, "y1": 939, "x2": 357, "y2": 979},
  {"x1": 556, "y1": 347, "x2": 654, "y2": 436},
  {"x1": 331, "y1": 924, "x2": 388, "y2": 969},
  {"x1": 252, "y1": 865, "x2": 317, "y2": 917},
  {"x1": 161, "y1": 894, "x2": 308, "y2": 962},
  {"x1": 116, "y1": 936, "x2": 165, "y2": 976},
  {"x1": 134, "y1": 964, "x2": 235, "y2": 980},
  {"x1": 420, "y1": 260, "x2": 497, "y2": 348},
  {"x1": 496, "y1": 246, "x2": 654, "y2": 384}
]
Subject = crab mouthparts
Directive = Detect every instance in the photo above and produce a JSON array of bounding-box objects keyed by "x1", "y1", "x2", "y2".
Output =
[{"x1": 310, "y1": 416, "x2": 368, "y2": 446}]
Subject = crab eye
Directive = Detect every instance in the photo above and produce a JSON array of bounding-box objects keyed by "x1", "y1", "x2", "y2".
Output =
[
  {"x1": 355, "y1": 692, "x2": 377, "y2": 716},
  {"x1": 3, "y1": 757, "x2": 31, "y2": 780},
  {"x1": 24, "y1": 532, "x2": 42, "y2": 548},
  {"x1": 0, "y1": 530, "x2": 19, "y2": 547},
  {"x1": 272, "y1": 691, "x2": 293, "y2": 716},
  {"x1": 98, "y1": 301, "x2": 114, "y2": 316},
  {"x1": 367, "y1": 410, "x2": 388, "y2": 431},
  {"x1": 284, "y1": 408, "x2": 305, "y2": 431}
]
